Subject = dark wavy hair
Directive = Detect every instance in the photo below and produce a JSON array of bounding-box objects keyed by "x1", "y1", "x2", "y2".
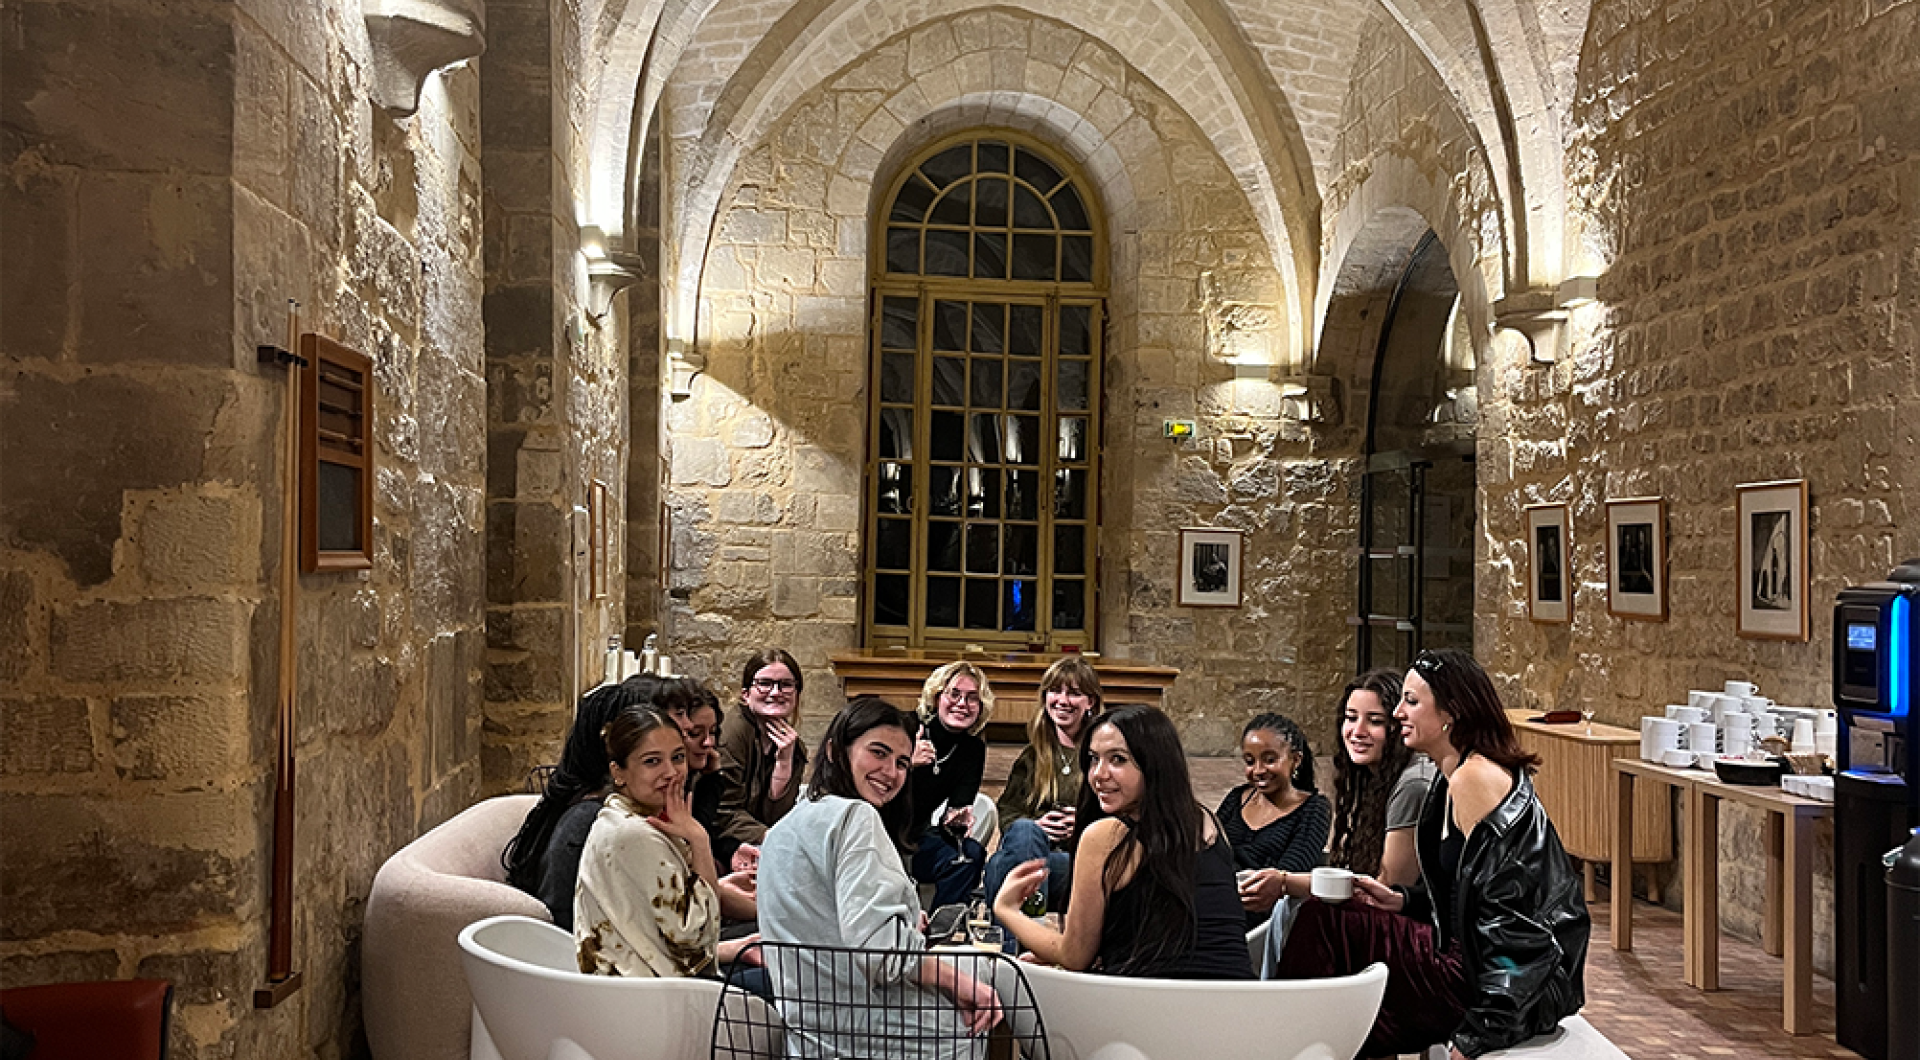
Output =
[
  {"x1": 1073, "y1": 704, "x2": 1204, "y2": 976},
  {"x1": 805, "y1": 696, "x2": 920, "y2": 849},
  {"x1": 1329, "y1": 668, "x2": 1413, "y2": 875},
  {"x1": 1242, "y1": 711, "x2": 1316, "y2": 792},
  {"x1": 1409, "y1": 649, "x2": 1540, "y2": 773},
  {"x1": 502, "y1": 675, "x2": 662, "y2": 891},
  {"x1": 602, "y1": 703, "x2": 683, "y2": 784}
]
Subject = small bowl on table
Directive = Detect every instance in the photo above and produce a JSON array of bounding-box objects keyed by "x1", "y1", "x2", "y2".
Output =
[{"x1": 1712, "y1": 756, "x2": 1786, "y2": 786}]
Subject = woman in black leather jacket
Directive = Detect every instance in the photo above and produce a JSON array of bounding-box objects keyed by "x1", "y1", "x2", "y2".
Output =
[{"x1": 1268, "y1": 649, "x2": 1588, "y2": 1058}]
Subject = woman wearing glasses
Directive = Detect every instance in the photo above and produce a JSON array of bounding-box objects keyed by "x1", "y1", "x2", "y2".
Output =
[
  {"x1": 712, "y1": 648, "x2": 809, "y2": 857},
  {"x1": 1267, "y1": 650, "x2": 1588, "y2": 1058},
  {"x1": 908, "y1": 661, "x2": 995, "y2": 908}
]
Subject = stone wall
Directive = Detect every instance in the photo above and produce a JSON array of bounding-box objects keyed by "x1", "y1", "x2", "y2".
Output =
[{"x1": 2, "y1": 0, "x2": 487, "y2": 1055}]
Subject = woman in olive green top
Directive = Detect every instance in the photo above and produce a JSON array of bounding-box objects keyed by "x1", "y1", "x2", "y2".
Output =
[{"x1": 984, "y1": 656, "x2": 1103, "y2": 915}]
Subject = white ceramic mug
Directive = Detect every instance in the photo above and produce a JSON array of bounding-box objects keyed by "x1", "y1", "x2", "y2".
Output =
[
  {"x1": 1791, "y1": 717, "x2": 1816, "y2": 755},
  {"x1": 1643, "y1": 717, "x2": 1681, "y2": 760},
  {"x1": 1723, "y1": 713, "x2": 1755, "y2": 757},
  {"x1": 1670, "y1": 706, "x2": 1708, "y2": 726},
  {"x1": 1725, "y1": 680, "x2": 1760, "y2": 697},
  {"x1": 1310, "y1": 867, "x2": 1355, "y2": 902},
  {"x1": 1686, "y1": 722, "x2": 1718, "y2": 755},
  {"x1": 1688, "y1": 690, "x2": 1716, "y2": 712}
]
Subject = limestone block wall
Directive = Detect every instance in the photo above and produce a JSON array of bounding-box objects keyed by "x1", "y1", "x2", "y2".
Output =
[
  {"x1": 1476, "y1": 0, "x2": 1920, "y2": 971},
  {"x1": 661, "y1": 10, "x2": 1358, "y2": 750},
  {"x1": 2, "y1": 0, "x2": 487, "y2": 1055}
]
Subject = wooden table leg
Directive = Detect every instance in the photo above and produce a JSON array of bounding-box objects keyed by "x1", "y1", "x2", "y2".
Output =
[
  {"x1": 1697, "y1": 792, "x2": 1719, "y2": 991},
  {"x1": 1783, "y1": 811, "x2": 1815, "y2": 1035},
  {"x1": 1583, "y1": 860, "x2": 1598, "y2": 903},
  {"x1": 1763, "y1": 811, "x2": 1784, "y2": 957},
  {"x1": 1612, "y1": 768, "x2": 1635, "y2": 952}
]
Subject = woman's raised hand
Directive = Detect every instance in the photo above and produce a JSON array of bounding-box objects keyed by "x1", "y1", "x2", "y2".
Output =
[
  {"x1": 993, "y1": 858, "x2": 1047, "y2": 919},
  {"x1": 911, "y1": 732, "x2": 937, "y2": 768},
  {"x1": 1350, "y1": 873, "x2": 1404, "y2": 912},
  {"x1": 647, "y1": 774, "x2": 708, "y2": 846},
  {"x1": 731, "y1": 843, "x2": 760, "y2": 873},
  {"x1": 766, "y1": 719, "x2": 800, "y2": 759},
  {"x1": 1237, "y1": 867, "x2": 1285, "y2": 913}
]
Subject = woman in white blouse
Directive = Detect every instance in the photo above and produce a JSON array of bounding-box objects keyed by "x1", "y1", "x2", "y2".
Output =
[{"x1": 575, "y1": 704, "x2": 760, "y2": 978}]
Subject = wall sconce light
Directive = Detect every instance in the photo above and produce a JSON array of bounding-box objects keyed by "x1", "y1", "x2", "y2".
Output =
[
  {"x1": 1556, "y1": 275, "x2": 1599, "y2": 309},
  {"x1": 1277, "y1": 375, "x2": 1340, "y2": 426},
  {"x1": 580, "y1": 225, "x2": 645, "y2": 322},
  {"x1": 1494, "y1": 288, "x2": 1567, "y2": 365}
]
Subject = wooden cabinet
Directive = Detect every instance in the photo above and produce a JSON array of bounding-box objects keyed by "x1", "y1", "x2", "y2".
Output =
[{"x1": 1507, "y1": 710, "x2": 1672, "y2": 899}]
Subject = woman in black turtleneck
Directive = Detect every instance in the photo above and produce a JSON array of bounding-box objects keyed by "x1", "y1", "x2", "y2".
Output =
[{"x1": 907, "y1": 661, "x2": 993, "y2": 908}]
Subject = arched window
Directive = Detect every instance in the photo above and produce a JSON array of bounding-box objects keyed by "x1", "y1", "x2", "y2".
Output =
[{"x1": 865, "y1": 133, "x2": 1105, "y2": 651}]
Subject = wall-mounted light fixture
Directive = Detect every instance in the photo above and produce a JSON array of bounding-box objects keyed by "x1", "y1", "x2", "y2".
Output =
[
  {"x1": 1277, "y1": 374, "x2": 1340, "y2": 425},
  {"x1": 580, "y1": 225, "x2": 645, "y2": 322},
  {"x1": 1556, "y1": 274, "x2": 1599, "y2": 309}
]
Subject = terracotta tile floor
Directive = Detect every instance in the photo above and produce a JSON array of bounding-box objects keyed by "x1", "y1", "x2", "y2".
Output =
[{"x1": 983, "y1": 748, "x2": 1864, "y2": 1059}]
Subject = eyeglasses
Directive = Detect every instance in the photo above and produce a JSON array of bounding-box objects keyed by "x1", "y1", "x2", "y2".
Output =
[
  {"x1": 942, "y1": 689, "x2": 983, "y2": 706},
  {"x1": 1411, "y1": 651, "x2": 1444, "y2": 675},
  {"x1": 751, "y1": 678, "x2": 797, "y2": 694}
]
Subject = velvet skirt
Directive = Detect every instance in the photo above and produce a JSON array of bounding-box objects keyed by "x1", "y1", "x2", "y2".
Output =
[{"x1": 1273, "y1": 899, "x2": 1468, "y2": 1057}]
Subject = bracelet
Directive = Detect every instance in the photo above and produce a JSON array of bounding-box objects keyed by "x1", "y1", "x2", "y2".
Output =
[{"x1": 1278, "y1": 870, "x2": 1288, "y2": 896}]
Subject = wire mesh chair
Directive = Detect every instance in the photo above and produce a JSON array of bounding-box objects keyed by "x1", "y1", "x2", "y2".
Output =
[
  {"x1": 711, "y1": 940, "x2": 1049, "y2": 1060},
  {"x1": 523, "y1": 764, "x2": 557, "y2": 794}
]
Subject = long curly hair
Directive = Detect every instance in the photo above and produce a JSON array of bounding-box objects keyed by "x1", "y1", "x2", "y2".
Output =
[
  {"x1": 1021, "y1": 656, "x2": 1104, "y2": 812},
  {"x1": 1328, "y1": 668, "x2": 1413, "y2": 876}
]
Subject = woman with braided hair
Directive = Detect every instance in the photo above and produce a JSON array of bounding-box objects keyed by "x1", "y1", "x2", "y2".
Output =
[{"x1": 1217, "y1": 711, "x2": 1332, "y2": 927}]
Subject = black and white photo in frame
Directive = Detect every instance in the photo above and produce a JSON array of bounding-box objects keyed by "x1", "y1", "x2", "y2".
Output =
[
  {"x1": 1736, "y1": 479, "x2": 1809, "y2": 640},
  {"x1": 1605, "y1": 497, "x2": 1666, "y2": 620},
  {"x1": 1178, "y1": 527, "x2": 1243, "y2": 607},
  {"x1": 1526, "y1": 503, "x2": 1570, "y2": 623}
]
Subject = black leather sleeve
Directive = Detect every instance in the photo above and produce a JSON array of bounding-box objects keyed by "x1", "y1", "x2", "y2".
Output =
[{"x1": 1449, "y1": 843, "x2": 1571, "y2": 1057}]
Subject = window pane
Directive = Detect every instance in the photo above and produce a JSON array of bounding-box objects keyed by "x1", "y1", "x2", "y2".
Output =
[
  {"x1": 881, "y1": 351, "x2": 915, "y2": 404},
  {"x1": 970, "y1": 303, "x2": 1003, "y2": 354},
  {"x1": 1052, "y1": 579, "x2": 1085, "y2": 630},
  {"x1": 1054, "y1": 524, "x2": 1085, "y2": 574},
  {"x1": 932, "y1": 357, "x2": 965, "y2": 406},
  {"x1": 882, "y1": 296, "x2": 918, "y2": 349},
  {"x1": 1012, "y1": 184, "x2": 1052, "y2": 229},
  {"x1": 933, "y1": 300, "x2": 967, "y2": 351},
  {"x1": 1006, "y1": 470, "x2": 1038, "y2": 520},
  {"x1": 930, "y1": 411, "x2": 964, "y2": 462},
  {"x1": 1014, "y1": 149, "x2": 1062, "y2": 193},
  {"x1": 972, "y1": 232, "x2": 1007, "y2": 280},
  {"x1": 1053, "y1": 468, "x2": 1087, "y2": 518},
  {"x1": 887, "y1": 228, "x2": 920, "y2": 273},
  {"x1": 318, "y1": 464, "x2": 360, "y2": 550},
  {"x1": 966, "y1": 467, "x2": 1000, "y2": 518},
  {"x1": 1008, "y1": 360, "x2": 1041, "y2": 410},
  {"x1": 891, "y1": 174, "x2": 934, "y2": 223},
  {"x1": 978, "y1": 140, "x2": 1009, "y2": 173},
  {"x1": 927, "y1": 576, "x2": 961, "y2": 627},
  {"x1": 922, "y1": 145, "x2": 972, "y2": 188},
  {"x1": 970, "y1": 357, "x2": 1002, "y2": 408},
  {"x1": 876, "y1": 517, "x2": 911, "y2": 570},
  {"x1": 1051, "y1": 184, "x2": 1089, "y2": 230},
  {"x1": 876, "y1": 573, "x2": 910, "y2": 625},
  {"x1": 1005, "y1": 415, "x2": 1039, "y2": 465},
  {"x1": 1061, "y1": 235, "x2": 1093, "y2": 283},
  {"x1": 927, "y1": 521, "x2": 962, "y2": 572},
  {"x1": 930, "y1": 182, "x2": 971, "y2": 227},
  {"x1": 1057, "y1": 416, "x2": 1086, "y2": 463},
  {"x1": 1003, "y1": 579, "x2": 1037, "y2": 632},
  {"x1": 1009, "y1": 305, "x2": 1043, "y2": 356},
  {"x1": 929, "y1": 465, "x2": 962, "y2": 516},
  {"x1": 877, "y1": 462, "x2": 911, "y2": 514},
  {"x1": 965, "y1": 524, "x2": 998, "y2": 574},
  {"x1": 1004, "y1": 524, "x2": 1037, "y2": 575},
  {"x1": 964, "y1": 578, "x2": 999, "y2": 629},
  {"x1": 1011, "y1": 233, "x2": 1056, "y2": 280},
  {"x1": 925, "y1": 229, "x2": 968, "y2": 276},
  {"x1": 967, "y1": 413, "x2": 1000, "y2": 463},
  {"x1": 974, "y1": 176, "x2": 1008, "y2": 227},
  {"x1": 877, "y1": 407, "x2": 913, "y2": 459},
  {"x1": 1056, "y1": 359, "x2": 1087, "y2": 410},
  {"x1": 1060, "y1": 304, "x2": 1091, "y2": 355}
]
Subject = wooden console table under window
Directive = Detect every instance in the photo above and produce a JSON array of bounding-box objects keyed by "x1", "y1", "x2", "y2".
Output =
[
  {"x1": 830, "y1": 650, "x2": 1179, "y2": 728},
  {"x1": 1504, "y1": 711, "x2": 1673, "y2": 902},
  {"x1": 1610, "y1": 756, "x2": 1833, "y2": 1035}
]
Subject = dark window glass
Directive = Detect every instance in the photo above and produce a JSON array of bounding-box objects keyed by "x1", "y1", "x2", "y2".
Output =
[
  {"x1": 966, "y1": 467, "x2": 1000, "y2": 518},
  {"x1": 929, "y1": 466, "x2": 962, "y2": 517},
  {"x1": 970, "y1": 303, "x2": 1003, "y2": 354},
  {"x1": 930, "y1": 411, "x2": 964, "y2": 461},
  {"x1": 881, "y1": 351, "x2": 915, "y2": 404},
  {"x1": 1006, "y1": 415, "x2": 1040, "y2": 465},
  {"x1": 877, "y1": 462, "x2": 911, "y2": 514},
  {"x1": 1056, "y1": 359, "x2": 1087, "y2": 410},
  {"x1": 1051, "y1": 184, "x2": 1089, "y2": 230},
  {"x1": 930, "y1": 182, "x2": 971, "y2": 227},
  {"x1": 1015, "y1": 149, "x2": 1063, "y2": 194},
  {"x1": 1054, "y1": 524, "x2": 1085, "y2": 574},
  {"x1": 974, "y1": 176, "x2": 1008, "y2": 227},
  {"x1": 927, "y1": 576, "x2": 961, "y2": 627},
  {"x1": 978, "y1": 140, "x2": 1009, "y2": 173},
  {"x1": 1003, "y1": 579, "x2": 1037, "y2": 632},
  {"x1": 964, "y1": 579, "x2": 999, "y2": 629},
  {"x1": 1006, "y1": 470, "x2": 1038, "y2": 520},
  {"x1": 967, "y1": 413, "x2": 1000, "y2": 463},
  {"x1": 1013, "y1": 184, "x2": 1052, "y2": 229},
  {"x1": 877, "y1": 407, "x2": 913, "y2": 459},
  {"x1": 972, "y1": 232, "x2": 1007, "y2": 280},
  {"x1": 932, "y1": 357, "x2": 965, "y2": 406},
  {"x1": 933, "y1": 300, "x2": 967, "y2": 351},
  {"x1": 887, "y1": 228, "x2": 919, "y2": 273},
  {"x1": 1004, "y1": 524, "x2": 1037, "y2": 575},
  {"x1": 1057, "y1": 416, "x2": 1086, "y2": 463},
  {"x1": 1009, "y1": 305, "x2": 1043, "y2": 356},
  {"x1": 1007, "y1": 360, "x2": 1042, "y2": 410},
  {"x1": 925, "y1": 229, "x2": 969, "y2": 276},
  {"x1": 965, "y1": 524, "x2": 998, "y2": 574},
  {"x1": 1061, "y1": 235, "x2": 1093, "y2": 283},
  {"x1": 1059, "y1": 304, "x2": 1091, "y2": 355},
  {"x1": 1054, "y1": 468, "x2": 1087, "y2": 519},
  {"x1": 922, "y1": 145, "x2": 972, "y2": 188},
  {"x1": 1052, "y1": 579, "x2": 1085, "y2": 630},
  {"x1": 891, "y1": 174, "x2": 935, "y2": 223},
  {"x1": 876, "y1": 573, "x2": 910, "y2": 625},
  {"x1": 1011, "y1": 233, "x2": 1055, "y2": 281},
  {"x1": 970, "y1": 357, "x2": 1002, "y2": 407},
  {"x1": 876, "y1": 517, "x2": 912, "y2": 569},
  {"x1": 927, "y1": 521, "x2": 962, "y2": 571},
  {"x1": 882, "y1": 296, "x2": 918, "y2": 349}
]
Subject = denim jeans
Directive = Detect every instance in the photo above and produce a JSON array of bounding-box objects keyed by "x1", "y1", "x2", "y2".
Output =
[
  {"x1": 910, "y1": 828, "x2": 987, "y2": 909},
  {"x1": 983, "y1": 819, "x2": 1072, "y2": 946}
]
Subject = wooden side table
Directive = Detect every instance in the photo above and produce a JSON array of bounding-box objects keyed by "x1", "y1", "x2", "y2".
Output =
[
  {"x1": 1509, "y1": 711, "x2": 1673, "y2": 901},
  {"x1": 1609, "y1": 756, "x2": 1697, "y2": 955}
]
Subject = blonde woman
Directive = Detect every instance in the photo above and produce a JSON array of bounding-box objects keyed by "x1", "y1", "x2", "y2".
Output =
[
  {"x1": 983, "y1": 655, "x2": 1103, "y2": 918},
  {"x1": 907, "y1": 660, "x2": 995, "y2": 908}
]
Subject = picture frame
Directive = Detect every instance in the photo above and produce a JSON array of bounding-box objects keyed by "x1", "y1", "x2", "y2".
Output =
[
  {"x1": 1177, "y1": 527, "x2": 1243, "y2": 607},
  {"x1": 1605, "y1": 497, "x2": 1667, "y2": 621},
  {"x1": 1525, "y1": 503, "x2": 1570, "y2": 623},
  {"x1": 1736, "y1": 479, "x2": 1809, "y2": 640}
]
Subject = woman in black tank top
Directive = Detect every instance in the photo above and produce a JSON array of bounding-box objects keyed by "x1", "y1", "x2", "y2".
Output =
[{"x1": 991, "y1": 705, "x2": 1253, "y2": 979}]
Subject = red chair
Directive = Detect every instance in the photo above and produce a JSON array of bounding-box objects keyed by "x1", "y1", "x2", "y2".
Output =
[{"x1": 0, "y1": 979, "x2": 172, "y2": 1060}]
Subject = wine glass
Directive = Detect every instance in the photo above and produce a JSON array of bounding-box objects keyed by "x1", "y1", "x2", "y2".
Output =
[{"x1": 1582, "y1": 706, "x2": 1596, "y2": 735}]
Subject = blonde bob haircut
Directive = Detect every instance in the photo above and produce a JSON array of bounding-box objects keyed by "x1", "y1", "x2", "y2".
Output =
[{"x1": 916, "y1": 660, "x2": 996, "y2": 736}]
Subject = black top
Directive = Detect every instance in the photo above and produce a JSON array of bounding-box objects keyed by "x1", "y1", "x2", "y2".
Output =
[
  {"x1": 690, "y1": 769, "x2": 741, "y2": 869},
  {"x1": 1216, "y1": 785, "x2": 1332, "y2": 873},
  {"x1": 908, "y1": 720, "x2": 985, "y2": 838},
  {"x1": 536, "y1": 796, "x2": 602, "y2": 930},
  {"x1": 1096, "y1": 824, "x2": 1254, "y2": 980}
]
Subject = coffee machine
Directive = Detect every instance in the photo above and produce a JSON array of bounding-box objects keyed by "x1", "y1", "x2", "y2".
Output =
[{"x1": 1833, "y1": 559, "x2": 1920, "y2": 1060}]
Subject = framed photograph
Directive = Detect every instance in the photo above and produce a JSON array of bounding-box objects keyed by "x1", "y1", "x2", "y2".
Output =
[
  {"x1": 1525, "y1": 503, "x2": 1570, "y2": 623},
  {"x1": 1178, "y1": 528, "x2": 1243, "y2": 607},
  {"x1": 1736, "y1": 479, "x2": 1809, "y2": 640},
  {"x1": 1605, "y1": 497, "x2": 1667, "y2": 620}
]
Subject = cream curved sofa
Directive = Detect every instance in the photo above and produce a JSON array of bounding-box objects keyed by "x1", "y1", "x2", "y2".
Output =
[{"x1": 363, "y1": 794, "x2": 550, "y2": 1060}]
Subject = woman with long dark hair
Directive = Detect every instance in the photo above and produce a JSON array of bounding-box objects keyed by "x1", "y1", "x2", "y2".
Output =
[
  {"x1": 711, "y1": 648, "x2": 809, "y2": 852},
  {"x1": 1219, "y1": 712, "x2": 1331, "y2": 927},
  {"x1": 983, "y1": 656, "x2": 1103, "y2": 917},
  {"x1": 1270, "y1": 650, "x2": 1589, "y2": 1058},
  {"x1": 993, "y1": 704, "x2": 1251, "y2": 979},
  {"x1": 1329, "y1": 668, "x2": 1433, "y2": 883},
  {"x1": 758, "y1": 698, "x2": 1001, "y2": 1058}
]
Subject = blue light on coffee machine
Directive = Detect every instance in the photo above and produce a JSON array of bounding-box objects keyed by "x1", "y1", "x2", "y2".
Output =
[{"x1": 1892, "y1": 593, "x2": 1910, "y2": 718}]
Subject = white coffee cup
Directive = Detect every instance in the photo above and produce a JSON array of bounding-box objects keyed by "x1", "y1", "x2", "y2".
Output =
[
  {"x1": 1687, "y1": 722, "x2": 1718, "y2": 755},
  {"x1": 1669, "y1": 706, "x2": 1708, "y2": 726},
  {"x1": 1660, "y1": 748, "x2": 1696, "y2": 769},
  {"x1": 1722, "y1": 713, "x2": 1754, "y2": 757},
  {"x1": 1815, "y1": 711, "x2": 1838, "y2": 736},
  {"x1": 1791, "y1": 717, "x2": 1816, "y2": 755},
  {"x1": 1688, "y1": 690, "x2": 1716, "y2": 712},
  {"x1": 1642, "y1": 717, "x2": 1681, "y2": 760},
  {"x1": 1725, "y1": 680, "x2": 1759, "y2": 697},
  {"x1": 1311, "y1": 867, "x2": 1355, "y2": 902}
]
